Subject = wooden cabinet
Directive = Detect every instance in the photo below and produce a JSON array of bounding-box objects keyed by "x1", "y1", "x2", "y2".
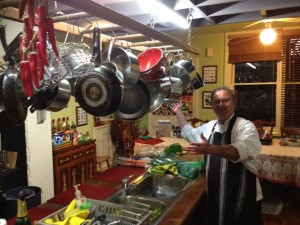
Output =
[
  {"x1": 94, "y1": 124, "x2": 115, "y2": 167},
  {"x1": 53, "y1": 140, "x2": 96, "y2": 195}
]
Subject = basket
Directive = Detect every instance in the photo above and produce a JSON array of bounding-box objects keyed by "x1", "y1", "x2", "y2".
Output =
[{"x1": 37, "y1": 198, "x2": 152, "y2": 225}]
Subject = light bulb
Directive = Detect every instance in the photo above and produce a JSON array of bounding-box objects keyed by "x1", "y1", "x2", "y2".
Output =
[{"x1": 260, "y1": 28, "x2": 277, "y2": 45}]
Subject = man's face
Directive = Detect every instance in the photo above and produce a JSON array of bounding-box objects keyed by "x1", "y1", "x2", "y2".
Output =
[{"x1": 211, "y1": 90, "x2": 236, "y2": 124}]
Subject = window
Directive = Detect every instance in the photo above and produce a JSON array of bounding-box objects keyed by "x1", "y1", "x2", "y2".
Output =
[
  {"x1": 281, "y1": 31, "x2": 300, "y2": 128},
  {"x1": 225, "y1": 30, "x2": 300, "y2": 134}
]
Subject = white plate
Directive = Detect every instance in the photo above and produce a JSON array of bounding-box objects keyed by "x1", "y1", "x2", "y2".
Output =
[{"x1": 286, "y1": 141, "x2": 300, "y2": 147}]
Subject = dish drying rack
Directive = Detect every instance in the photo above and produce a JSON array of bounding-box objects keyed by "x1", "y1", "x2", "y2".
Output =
[{"x1": 37, "y1": 198, "x2": 152, "y2": 225}]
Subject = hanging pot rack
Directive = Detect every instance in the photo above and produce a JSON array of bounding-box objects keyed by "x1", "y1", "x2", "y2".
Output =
[{"x1": 54, "y1": 0, "x2": 200, "y2": 55}]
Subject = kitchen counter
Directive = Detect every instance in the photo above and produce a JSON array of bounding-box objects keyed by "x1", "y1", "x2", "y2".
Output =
[{"x1": 7, "y1": 165, "x2": 207, "y2": 225}]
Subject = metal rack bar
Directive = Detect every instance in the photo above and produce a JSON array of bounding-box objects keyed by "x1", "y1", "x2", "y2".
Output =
[{"x1": 55, "y1": 0, "x2": 200, "y2": 55}]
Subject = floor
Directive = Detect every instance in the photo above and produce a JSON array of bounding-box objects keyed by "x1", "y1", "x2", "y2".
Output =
[{"x1": 262, "y1": 181, "x2": 300, "y2": 225}]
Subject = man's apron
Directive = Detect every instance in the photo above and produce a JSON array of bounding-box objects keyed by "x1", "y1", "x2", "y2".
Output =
[{"x1": 206, "y1": 115, "x2": 261, "y2": 225}]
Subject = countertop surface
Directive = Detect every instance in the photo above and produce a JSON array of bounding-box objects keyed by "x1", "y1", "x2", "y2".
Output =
[{"x1": 7, "y1": 165, "x2": 206, "y2": 225}]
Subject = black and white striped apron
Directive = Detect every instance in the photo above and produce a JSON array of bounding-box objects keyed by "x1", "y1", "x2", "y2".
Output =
[{"x1": 206, "y1": 115, "x2": 262, "y2": 225}]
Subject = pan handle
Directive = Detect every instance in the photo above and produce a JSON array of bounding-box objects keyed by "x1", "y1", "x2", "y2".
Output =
[
  {"x1": 106, "y1": 37, "x2": 115, "y2": 62},
  {"x1": 3, "y1": 32, "x2": 22, "y2": 65},
  {"x1": 0, "y1": 25, "x2": 8, "y2": 51},
  {"x1": 91, "y1": 27, "x2": 101, "y2": 66}
]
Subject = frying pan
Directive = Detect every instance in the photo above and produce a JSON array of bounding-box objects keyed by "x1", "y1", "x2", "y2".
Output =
[
  {"x1": 0, "y1": 72, "x2": 8, "y2": 126},
  {"x1": 141, "y1": 77, "x2": 165, "y2": 113},
  {"x1": 2, "y1": 67, "x2": 28, "y2": 125},
  {"x1": 75, "y1": 27, "x2": 122, "y2": 116},
  {"x1": 115, "y1": 79, "x2": 150, "y2": 120}
]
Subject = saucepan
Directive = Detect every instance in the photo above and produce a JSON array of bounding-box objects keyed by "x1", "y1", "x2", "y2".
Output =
[
  {"x1": 24, "y1": 75, "x2": 72, "y2": 113},
  {"x1": 102, "y1": 40, "x2": 139, "y2": 88},
  {"x1": 183, "y1": 73, "x2": 205, "y2": 94},
  {"x1": 170, "y1": 59, "x2": 198, "y2": 91}
]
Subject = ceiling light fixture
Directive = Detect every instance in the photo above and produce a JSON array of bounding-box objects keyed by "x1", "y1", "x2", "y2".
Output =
[
  {"x1": 136, "y1": 0, "x2": 189, "y2": 29},
  {"x1": 260, "y1": 22, "x2": 277, "y2": 45}
]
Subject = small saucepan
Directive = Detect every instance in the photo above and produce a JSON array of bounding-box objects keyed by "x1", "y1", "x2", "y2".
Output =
[{"x1": 170, "y1": 59, "x2": 198, "y2": 91}]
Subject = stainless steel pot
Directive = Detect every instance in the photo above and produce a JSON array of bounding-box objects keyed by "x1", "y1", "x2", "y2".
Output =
[
  {"x1": 103, "y1": 45, "x2": 139, "y2": 88},
  {"x1": 170, "y1": 59, "x2": 198, "y2": 91},
  {"x1": 26, "y1": 79, "x2": 71, "y2": 113}
]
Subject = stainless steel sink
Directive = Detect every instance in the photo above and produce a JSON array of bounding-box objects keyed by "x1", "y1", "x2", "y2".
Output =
[{"x1": 105, "y1": 172, "x2": 195, "y2": 224}]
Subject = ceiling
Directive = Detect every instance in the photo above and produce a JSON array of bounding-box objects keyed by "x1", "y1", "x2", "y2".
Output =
[
  {"x1": 1, "y1": 0, "x2": 300, "y2": 53},
  {"x1": 48, "y1": 0, "x2": 300, "y2": 34}
]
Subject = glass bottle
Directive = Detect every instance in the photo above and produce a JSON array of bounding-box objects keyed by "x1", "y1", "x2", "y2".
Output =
[
  {"x1": 62, "y1": 117, "x2": 66, "y2": 132},
  {"x1": 15, "y1": 193, "x2": 32, "y2": 225},
  {"x1": 56, "y1": 118, "x2": 62, "y2": 132},
  {"x1": 71, "y1": 121, "x2": 77, "y2": 133},
  {"x1": 51, "y1": 119, "x2": 56, "y2": 134},
  {"x1": 66, "y1": 117, "x2": 71, "y2": 131}
]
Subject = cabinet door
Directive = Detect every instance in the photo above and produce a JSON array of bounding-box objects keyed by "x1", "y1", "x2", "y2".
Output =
[
  {"x1": 94, "y1": 125, "x2": 115, "y2": 161},
  {"x1": 85, "y1": 146, "x2": 96, "y2": 179}
]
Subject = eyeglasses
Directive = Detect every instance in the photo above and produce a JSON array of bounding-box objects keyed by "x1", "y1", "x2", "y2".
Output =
[{"x1": 212, "y1": 99, "x2": 232, "y2": 105}]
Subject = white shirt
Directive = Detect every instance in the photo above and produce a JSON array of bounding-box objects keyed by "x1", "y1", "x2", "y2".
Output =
[{"x1": 181, "y1": 115, "x2": 263, "y2": 200}]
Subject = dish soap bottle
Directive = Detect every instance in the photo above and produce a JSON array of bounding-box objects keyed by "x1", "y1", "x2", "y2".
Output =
[
  {"x1": 15, "y1": 192, "x2": 32, "y2": 225},
  {"x1": 74, "y1": 184, "x2": 87, "y2": 208}
]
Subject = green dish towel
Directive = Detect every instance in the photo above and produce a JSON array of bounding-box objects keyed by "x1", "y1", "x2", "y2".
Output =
[{"x1": 147, "y1": 164, "x2": 178, "y2": 176}]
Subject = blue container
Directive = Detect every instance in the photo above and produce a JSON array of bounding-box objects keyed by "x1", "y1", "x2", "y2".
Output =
[{"x1": 0, "y1": 186, "x2": 42, "y2": 220}]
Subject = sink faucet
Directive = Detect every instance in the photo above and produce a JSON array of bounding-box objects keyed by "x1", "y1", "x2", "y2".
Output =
[{"x1": 122, "y1": 175, "x2": 135, "y2": 195}]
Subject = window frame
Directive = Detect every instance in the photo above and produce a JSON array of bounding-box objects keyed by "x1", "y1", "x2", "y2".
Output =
[{"x1": 224, "y1": 31, "x2": 283, "y2": 136}]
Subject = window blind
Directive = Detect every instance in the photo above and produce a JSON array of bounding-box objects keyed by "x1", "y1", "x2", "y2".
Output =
[
  {"x1": 228, "y1": 32, "x2": 282, "y2": 63},
  {"x1": 281, "y1": 30, "x2": 300, "y2": 128}
]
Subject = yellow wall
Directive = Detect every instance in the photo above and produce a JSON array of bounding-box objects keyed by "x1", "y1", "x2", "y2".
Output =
[
  {"x1": 191, "y1": 32, "x2": 226, "y2": 121},
  {"x1": 51, "y1": 96, "x2": 95, "y2": 137}
]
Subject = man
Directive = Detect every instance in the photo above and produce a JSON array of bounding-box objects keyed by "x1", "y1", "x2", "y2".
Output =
[{"x1": 171, "y1": 86, "x2": 263, "y2": 225}]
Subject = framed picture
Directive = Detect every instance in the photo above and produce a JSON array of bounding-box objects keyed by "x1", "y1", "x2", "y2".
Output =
[
  {"x1": 202, "y1": 91, "x2": 212, "y2": 108},
  {"x1": 202, "y1": 65, "x2": 217, "y2": 83},
  {"x1": 76, "y1": 106, "x2": 88, "y2": 126}
]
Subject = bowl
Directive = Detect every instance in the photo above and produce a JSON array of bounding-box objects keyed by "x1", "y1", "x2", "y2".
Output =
[{"x1": 138, "y1": 48, "x2": 163, "y2": 73}]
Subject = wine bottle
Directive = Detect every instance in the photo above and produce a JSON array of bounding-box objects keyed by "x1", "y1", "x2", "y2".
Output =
[{"x1": 15, "y1": 192, "x2": 32, "y2": 225}]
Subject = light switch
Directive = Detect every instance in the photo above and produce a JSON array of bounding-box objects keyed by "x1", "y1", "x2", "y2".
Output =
[{"x1": 206, "y1": 48, "x2": 214, "y2": 57}]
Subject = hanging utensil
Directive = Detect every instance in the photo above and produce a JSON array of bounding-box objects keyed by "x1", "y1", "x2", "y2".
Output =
[
  {"x1": 115, "y1": 79, "x2": 150, "y2": 120},
  {"x1": 102, "y1": 40, "x2": 139, "y2": 88},
  {"x1": 141, "y1": 77, "x2": 165, "y2": 113},
  {"x1": 75, "y1": 27, "x2": 122, "y2": 116}
]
